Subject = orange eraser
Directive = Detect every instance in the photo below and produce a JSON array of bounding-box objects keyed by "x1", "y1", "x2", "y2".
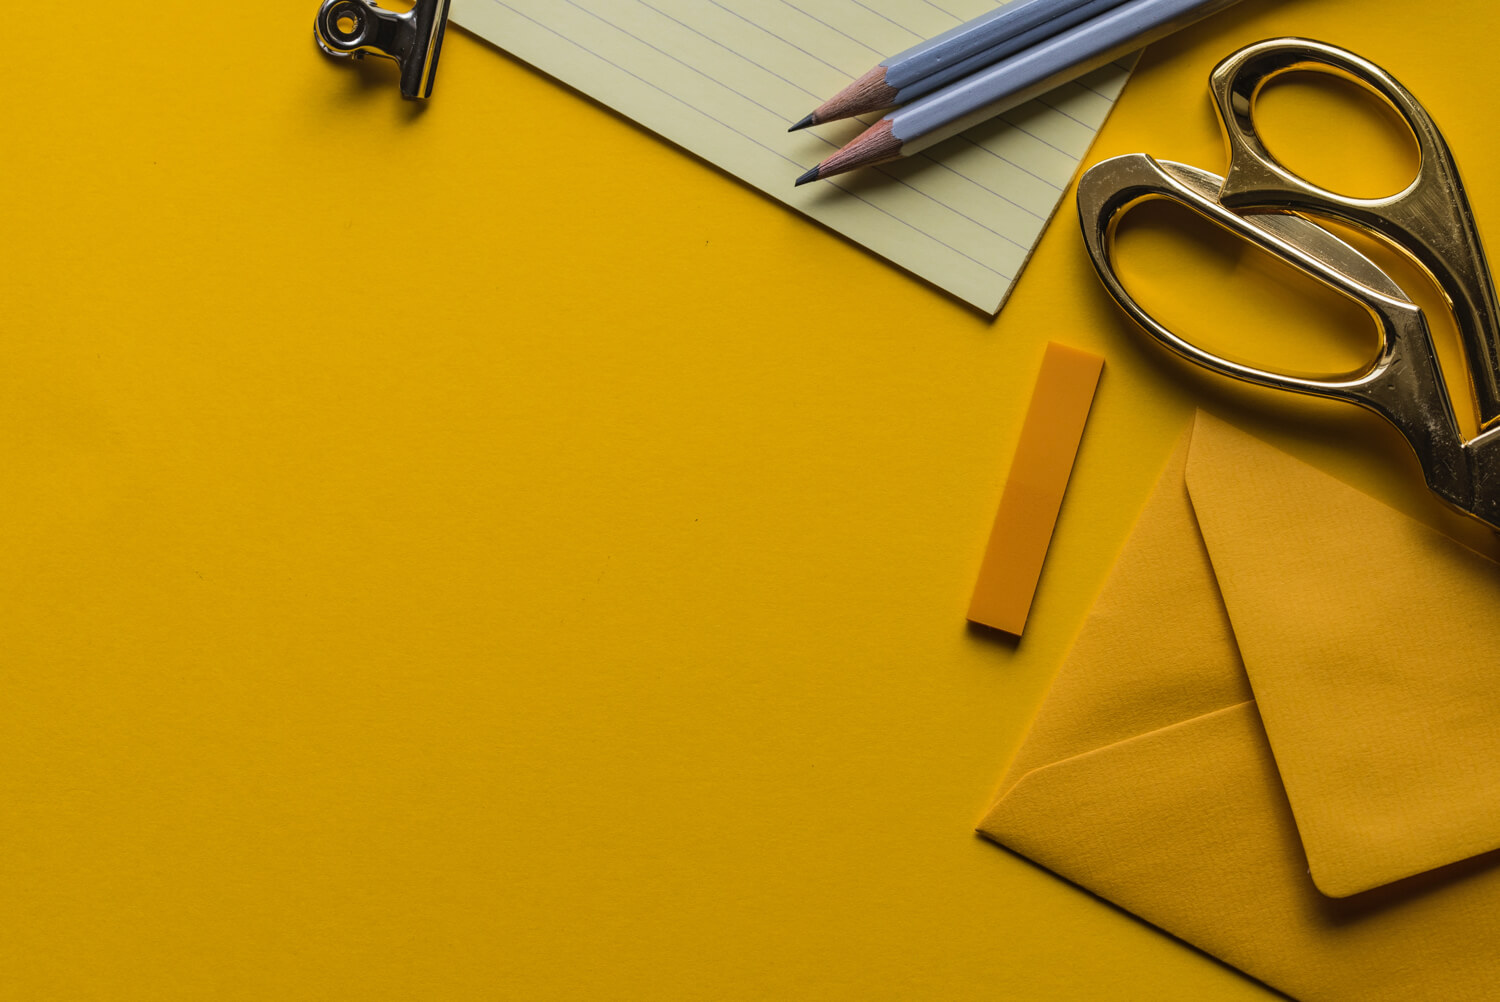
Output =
[{"x1": 967, "y1": 341, "x2": 1103, "y2": 636}]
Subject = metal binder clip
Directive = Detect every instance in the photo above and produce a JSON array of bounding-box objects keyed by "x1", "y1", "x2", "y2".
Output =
[{"x1": 315, "y1": 0, "x2": 451, "y2": 99}]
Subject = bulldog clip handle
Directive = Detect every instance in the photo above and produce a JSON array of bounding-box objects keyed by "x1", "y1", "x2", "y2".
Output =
[{"x1": 315, "y1": 0, "x2": 451, "y2": 99}]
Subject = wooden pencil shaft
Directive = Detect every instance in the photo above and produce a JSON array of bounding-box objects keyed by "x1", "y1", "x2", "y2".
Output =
[
  {"x1": 893, "y1": 0, "x2": 1129, "y2": 105},
  {"x1": 893, "y1": 0, "x2": 1244, "y2": 155},
  {"x1": 809, "y1": 66, "x2": 899, "y2": 125},
  {"x1": 817, "y1": 120, "x2": 904, "y2": 178},
  {"x1": 886, "y1": 0, "x2": 1128, "y2": 91}
]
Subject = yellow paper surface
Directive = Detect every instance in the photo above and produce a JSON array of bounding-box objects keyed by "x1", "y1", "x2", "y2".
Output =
[
  {"x1": 0, "y1": 9, "x2": 1250, "y2": 1000},
  {"x1": 450, "y1": 0, "x2": 1133, "y2": 312},
  {"x1": 5, "y1": 0, "x2": 1500, "y2": 999}
]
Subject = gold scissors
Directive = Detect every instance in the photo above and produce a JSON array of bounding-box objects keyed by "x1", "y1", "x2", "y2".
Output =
[{"x1": 1077, "y1": 37, "x2": 1500, "y2": 530}]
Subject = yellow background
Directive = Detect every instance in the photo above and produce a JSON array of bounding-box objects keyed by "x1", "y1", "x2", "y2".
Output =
[{"x1": 5, "y1": 1, "x2": 1496, "y2": 998}]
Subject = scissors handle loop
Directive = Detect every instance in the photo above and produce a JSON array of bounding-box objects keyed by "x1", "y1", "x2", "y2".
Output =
[
  {"x1": 1209, "y1": 37, "x2": 1500, "y2": 429},
  {"x1": 1075, "y1": 153, "x2": 1488, "y2": 520},
  {"x1": 1077, "y1": 155, "x2": 1421, "y2": 399}
]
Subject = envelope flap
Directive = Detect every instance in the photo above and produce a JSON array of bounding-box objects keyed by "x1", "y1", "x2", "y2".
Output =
[
  {"x1": 1184, "y1": 413, "x2": 1500, "y2": 897},
  {"x1": 996, "y1": 430, "x2": 1255, "y2": 799}
]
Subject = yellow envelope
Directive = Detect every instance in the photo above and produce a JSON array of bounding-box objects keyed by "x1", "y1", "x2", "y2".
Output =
[{"x1": 980, "y1": 412, "x2": 1500, "y2": 1001}]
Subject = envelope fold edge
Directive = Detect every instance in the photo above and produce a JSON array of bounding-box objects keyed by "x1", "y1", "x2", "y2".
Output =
[{"x1": 1183, "y1": 412, "x2": 1500, "y2": 897}]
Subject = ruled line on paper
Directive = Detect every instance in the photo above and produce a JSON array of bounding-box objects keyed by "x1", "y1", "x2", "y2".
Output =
[
  {"x1": 480, "y1": 0, "x2": 1015, "y2": 278},
  {"x1": 635, "y1": 1, "x2": 822, "y2": 100},
  {"x1": 451, "y1": 0, "x2": 1134, "y2": 312}
]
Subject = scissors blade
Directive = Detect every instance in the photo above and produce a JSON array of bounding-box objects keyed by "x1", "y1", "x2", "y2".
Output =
[{"x1": 1158, "y1": 160, "x2": 1412, "y2": 304}]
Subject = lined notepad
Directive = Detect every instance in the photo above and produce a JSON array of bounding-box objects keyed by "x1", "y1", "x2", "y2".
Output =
[{"x1": 452, "y1": 0, "x2": 1134, "y2": 312}]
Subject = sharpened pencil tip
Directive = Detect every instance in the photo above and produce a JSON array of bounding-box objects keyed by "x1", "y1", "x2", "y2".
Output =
[
  {"x1": 787, "y1": 113, "x2": 816, "y2": 132},
  {"x1": 794, "y1": 165, "x2": 820, "y2": 186}
]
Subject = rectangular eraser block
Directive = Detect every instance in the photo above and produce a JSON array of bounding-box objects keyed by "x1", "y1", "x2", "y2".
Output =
[{"x1": 967, "y1": 342, "x2": 1103, "y2": 636}]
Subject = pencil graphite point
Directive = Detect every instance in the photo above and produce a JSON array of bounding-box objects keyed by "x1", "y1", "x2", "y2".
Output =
[
  {"x1": 787, "y1": 113, "x2": 817, "y2": 132},
  {"x1": 803, "y1": 119, "x2": 903, "y2": 183}
]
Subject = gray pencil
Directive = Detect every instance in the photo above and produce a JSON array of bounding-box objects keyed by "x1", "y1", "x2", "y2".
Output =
[
  {"x1": 795, "y1": 0, "x2": 1243, "y2": 185},
  {"x1": 790, "y1": 0, "x2": 1132, "y2": 129}
]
